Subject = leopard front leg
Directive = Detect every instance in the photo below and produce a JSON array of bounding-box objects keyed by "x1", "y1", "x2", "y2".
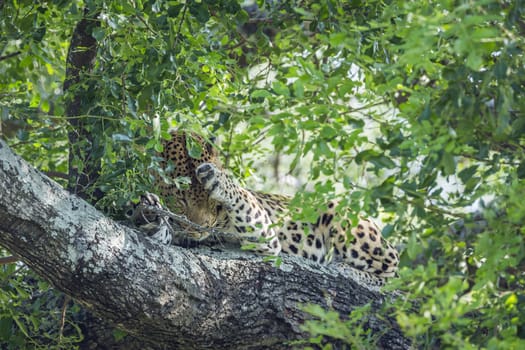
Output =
[{"x1": 195, "y1": 163, "x2": 281, "y2": 256}]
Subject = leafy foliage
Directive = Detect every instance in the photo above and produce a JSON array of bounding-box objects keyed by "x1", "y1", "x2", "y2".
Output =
[
  {"x1": 298, "y1": 303, "x2": 376, "y2": 350},
  {"x1": 1, "y1": 0, "x2": 524, "y2": 348},
  {"x1": 0, "y1": 250, "x2": 82, "y2": 349}
]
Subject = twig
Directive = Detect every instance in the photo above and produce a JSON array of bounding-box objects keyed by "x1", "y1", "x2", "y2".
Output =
[
  {"x1": 44, "y1": 171, "x2": 69, "y2": 180},
  {"x1": 134, "y1": 204, "x2": 242, "y2": 242},
  {"x1": 0, "y1": 51, "x2": 21, "y2": 61},
  {"x1": 175, "y1": 3, "x2": 188, "y2": 44},
  {"x1": 148, "y1": 205, "x2": 231, "y2": 238},
  {"x1": 341, "y1": 100, "x2": 388, "y2": 114},
  {"x1": 0, "y1": 255, "x2": 19, "y2": 264},
  {"x1": 59, "y1": 295, "x2": 71, "y2": 342},
  {"x1": 135, "y1": 14, "x2": 157, "y2": 35},
  {"x1": 246, "y1": 17, "x2": 274, "y2": 24},
  {"x1": 225, "y1": 36, "x2": 248, "y2": 51},
  {"x1": 121, "y1": 73, "x2": 126, "y2": 116}
]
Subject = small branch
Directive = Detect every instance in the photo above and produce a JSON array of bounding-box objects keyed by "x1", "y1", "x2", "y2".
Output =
[
  {"x1": 130, "y1": 202, "x2": 239, "y2": 243},
  {"x1": 175, "y1": 4, "x2": 188, "y2": 43},
  {"x1": 135, "y1": 14, "x2": 157, "y2": 35},
  {"x1": 0, "y1": 51, "x2": 21, "y2": 61},
  {"x1": 225, "y1": 36, "x2": 248, "y2": 51},
  {"x1": 403, "y1": 197, "x2": 467, "y2": 219},
  {"x1": 49, "y1": 114, "x2": 122, "y2": 122},
  {"x1": 247, "y1": 17, "x2": 274, "y2": 24},
  {"x1": 59, "y1": 296, "x2": 71, "y2": 342},
  {"x1": 44, "y1": 171, "x2": 69, "y2": 180},
  {"x1": 121, "y1": 74, "x2": 126, "y2": 116},
  {"x1": 0, "y1": 255, "x2": 19, "y2": 264},
  {"x1": 341, "y1": 100, "x2": 388, "y2": 114}
]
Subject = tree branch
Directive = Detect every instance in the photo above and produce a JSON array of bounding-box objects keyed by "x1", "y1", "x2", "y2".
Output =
[
  {"x1": 0, "y1": 51, "x2": 22, "y2": 61},
  {"x1": 0, "y1": 255, "x2": 19, "y2": 264},
  {"x1": 0, "y1": 139, "x2": 410, "y2": 349}
]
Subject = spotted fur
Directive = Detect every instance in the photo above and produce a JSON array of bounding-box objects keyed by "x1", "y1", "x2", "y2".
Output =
[{"x1": 134, "y1": 131, "x2": 400, "y2": 283}]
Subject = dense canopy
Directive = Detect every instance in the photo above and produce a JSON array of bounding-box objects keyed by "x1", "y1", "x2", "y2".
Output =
[{"x1": 1, "y1": 0, "x2": 524, "y2": 348}]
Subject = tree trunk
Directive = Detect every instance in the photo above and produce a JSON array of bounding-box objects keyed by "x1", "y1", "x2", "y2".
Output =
[
  {"x1": 64, "y1": 8, "x2": 104, "y2": 202},
  {"x1": 0, "y1": 140, "x2": 410, "y2": 349}
]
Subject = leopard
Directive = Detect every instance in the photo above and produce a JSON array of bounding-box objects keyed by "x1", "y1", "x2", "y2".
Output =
[{"x1": 130, "y1": 130, "x2": 400, "y2": 286}]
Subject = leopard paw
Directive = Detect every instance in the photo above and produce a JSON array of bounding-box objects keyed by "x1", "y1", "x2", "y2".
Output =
[
  {"x1": 126, "y1": 192, "x2": 163, "y2": 224},
  {"x1": 126, "y1": 192, "x2": 173, "y2": 245},
  {"x1": 195, "y1": 163, "x2": 220, "y2": 191},
  {"x1": 196, "y1": 163, "x2": 241, "y2": 209},
  {"x1": 140, "y1": 192, "x2": 163, "y2": 209}
]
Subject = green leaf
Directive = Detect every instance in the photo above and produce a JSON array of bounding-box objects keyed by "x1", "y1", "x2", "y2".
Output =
[
  {"x1": 186, "y1": 136, "x2": 203, "y2": 159},
  {"x1": 320, "y1": 125, "x2": 337, "y2": 139},
  {"x1": 251, "y1": 89, "x2": 272, "y2": 99},
  {"x1": 406, "y1": 232, "x2": 420, "y2": 259},
  {"x1": 167, "y1": 4, "x2": 184, "y2": 17},
  {"x1": 272, "y1": 81, "x2": 290, "y2": 97},
  {"x1": 113, "y1": 328, "x2": 128, "y2": 341},
  {"x1": 300, "y1": 206, "x2": 320, "y2": 224},
  {"x1": 293, "y1": 80, "x2": 304, "y2": 98},
  {"x1": 12, "y1": 316, "x2": 29, "y2": 337},
  {"x1": 441, "y1": 152, "x2": 456, "y2": 175},
  {"x1": 458, "y1": 165, "x2": 478, "y2": 183},
  {"x1": 189, "y1": 2, "x2": 210, "y2": 23},
  {"x1": 92, "y1": 27, "x2": 105, "y2": 41},
  {"x1": 329, "y1": 32, "x2": 347, "y2": 47},
  {"x1": 517, "y1": 162, "x2": 525, "y2": 179},
  {"x1": 382, "y1": 224, "x2": 394, "y2": 238},
  {"x1": 0, "y1": 317, "x2": 13, "y2": 339},
  {"x1": 466, "y1": 51, "x2": 483, "y2": 71},
  {"x1": 355, "y1": 150, "x2": 396, "y2": 169}
]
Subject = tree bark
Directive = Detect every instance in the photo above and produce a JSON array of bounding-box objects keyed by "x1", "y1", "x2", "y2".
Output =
[
  {"x1": 64, "y1": 8, "x2": 103, "y2": 202},
  {"x1": 0, "y1": 140, "x2": 410, "y2": 349}
]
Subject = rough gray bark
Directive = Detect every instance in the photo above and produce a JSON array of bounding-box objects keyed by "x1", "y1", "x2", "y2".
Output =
[{"x1": 0, "y1": 139, "x2": 410, "y2": 349}]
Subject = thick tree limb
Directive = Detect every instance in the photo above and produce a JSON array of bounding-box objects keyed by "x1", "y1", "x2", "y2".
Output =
[{"x1": 0, "y1": 140, "x2": 410, "y2": 349}]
